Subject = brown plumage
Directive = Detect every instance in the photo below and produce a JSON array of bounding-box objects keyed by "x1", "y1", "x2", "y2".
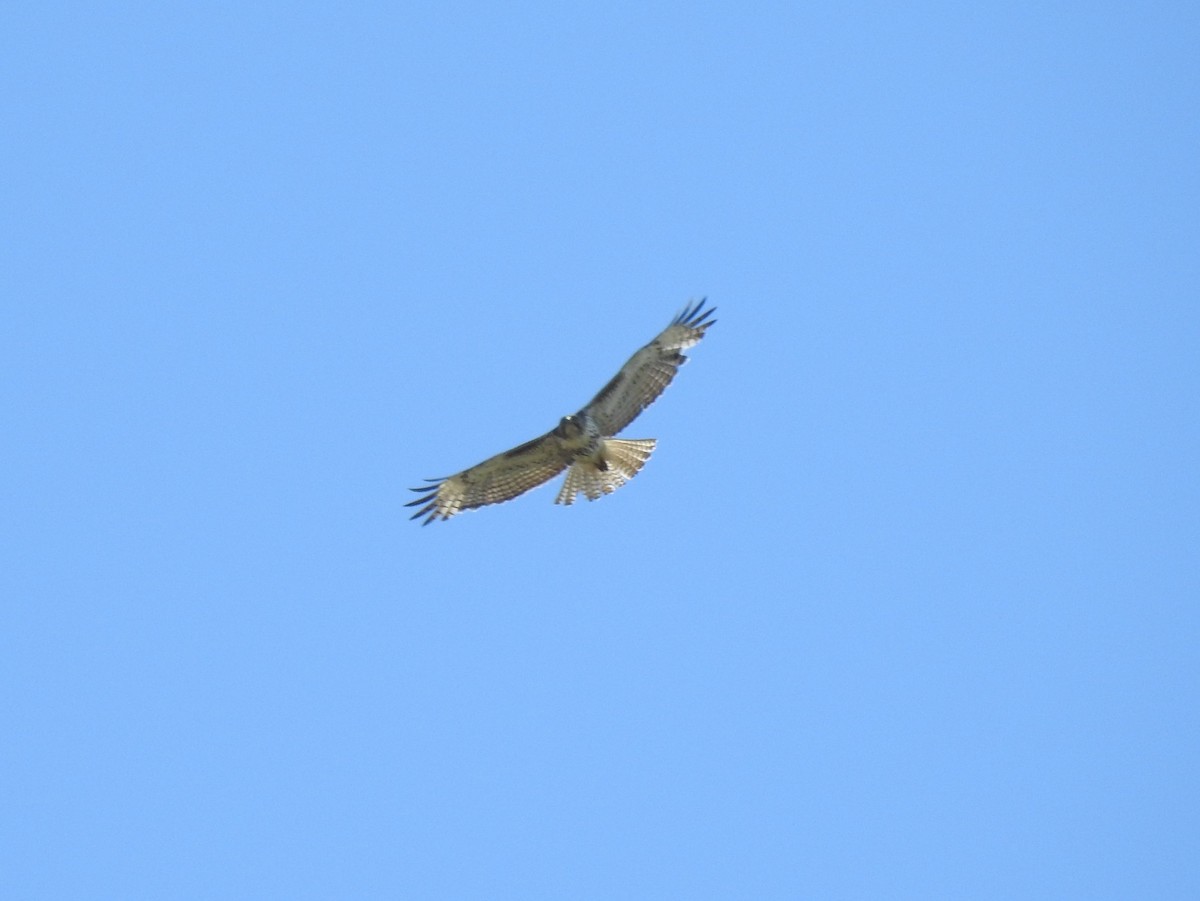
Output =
[{"x1": 407, "y1": 299, "x2": 715, "y2": 524}]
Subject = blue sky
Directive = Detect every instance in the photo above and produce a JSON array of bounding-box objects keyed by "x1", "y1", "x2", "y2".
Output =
[{"x1": 3, "y1": 2, "x2": 1198, "y2": 897}]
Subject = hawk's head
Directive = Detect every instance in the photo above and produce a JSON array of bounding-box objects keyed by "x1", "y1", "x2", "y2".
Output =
[{"x1": 554, "y1": 414, "x2": 584, "y2": 439}]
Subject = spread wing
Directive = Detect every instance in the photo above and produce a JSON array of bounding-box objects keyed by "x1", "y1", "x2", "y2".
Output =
[
  {"x1": 582, "y1": 298, "x2": 716, "y2": 436},
  {"x1": 405, "y1": 431, "x2": 569, "y2": 525}
]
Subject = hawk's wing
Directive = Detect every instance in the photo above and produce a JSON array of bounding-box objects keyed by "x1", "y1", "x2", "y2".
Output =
[
  {"x1": 582, "y1": 298, "x2": 716, "y2": 436},
  {"x1": 406, "y1": 431, "x2": 569, "y2": 525}
]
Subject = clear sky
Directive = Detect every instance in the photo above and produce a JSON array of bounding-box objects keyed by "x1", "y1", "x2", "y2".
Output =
[{"x1": 3, "y1": 2, "x2": 1197, "y2": 898}]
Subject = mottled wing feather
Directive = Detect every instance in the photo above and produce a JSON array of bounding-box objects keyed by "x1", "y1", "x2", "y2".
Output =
[
  {"x1": 406, "y1": 431, "x2": 568, "y2": 525},
  {"x1": 583, "y1": 298, "x2": 716, "y2": 435}
]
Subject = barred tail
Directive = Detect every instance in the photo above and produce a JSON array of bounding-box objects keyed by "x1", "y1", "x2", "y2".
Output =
[{"x1": 554, "y1": 438, "x2": 657, "y2": 505}]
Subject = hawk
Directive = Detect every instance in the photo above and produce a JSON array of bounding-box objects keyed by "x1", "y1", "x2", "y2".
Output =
[{"x1": 407, "y1": 299, "x2": 716, "y2": 524}]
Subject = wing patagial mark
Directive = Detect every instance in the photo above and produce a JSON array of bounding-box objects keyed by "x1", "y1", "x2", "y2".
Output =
[
  {"x1": 591, "y1": 372, "x2": 625, "y2": 406},
  {"x1": 503, "y1": 435, "x2": 546, "y2": 458}
]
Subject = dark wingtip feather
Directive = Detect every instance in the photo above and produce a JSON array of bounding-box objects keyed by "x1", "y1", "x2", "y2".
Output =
[
  {"x1": 408, "y1": 500, "x2": 435, "y2": 518},
  {"x1": 672, "y1": 298, "x2": 700, "y2": 325},
  {"x1": 673, "y1": 297, "x2": 716, "y2": 328}
]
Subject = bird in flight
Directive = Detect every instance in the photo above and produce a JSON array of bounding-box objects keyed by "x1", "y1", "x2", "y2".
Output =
[{"x1": 407, "y1": 299, "x2": 716, "y2": 524}]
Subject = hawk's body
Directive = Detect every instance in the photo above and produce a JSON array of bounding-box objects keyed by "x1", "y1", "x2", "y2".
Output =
[{"x1": 407, "y1": 299, "x2": 715, "y2": 524}]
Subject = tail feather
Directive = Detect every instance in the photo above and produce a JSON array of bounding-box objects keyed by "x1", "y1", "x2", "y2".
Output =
[{"x1": 555, "y1": 438, "x2": 657, "y2": 505}]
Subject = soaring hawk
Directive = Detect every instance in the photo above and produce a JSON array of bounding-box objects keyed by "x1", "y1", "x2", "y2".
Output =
[{"x1": 407, "y1": 299, "x2": 716, "y2": 524}]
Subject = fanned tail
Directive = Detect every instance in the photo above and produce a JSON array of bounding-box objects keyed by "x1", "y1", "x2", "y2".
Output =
[{"x1": 555, "y1": 439, "x2": 657, "y2": 505}]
